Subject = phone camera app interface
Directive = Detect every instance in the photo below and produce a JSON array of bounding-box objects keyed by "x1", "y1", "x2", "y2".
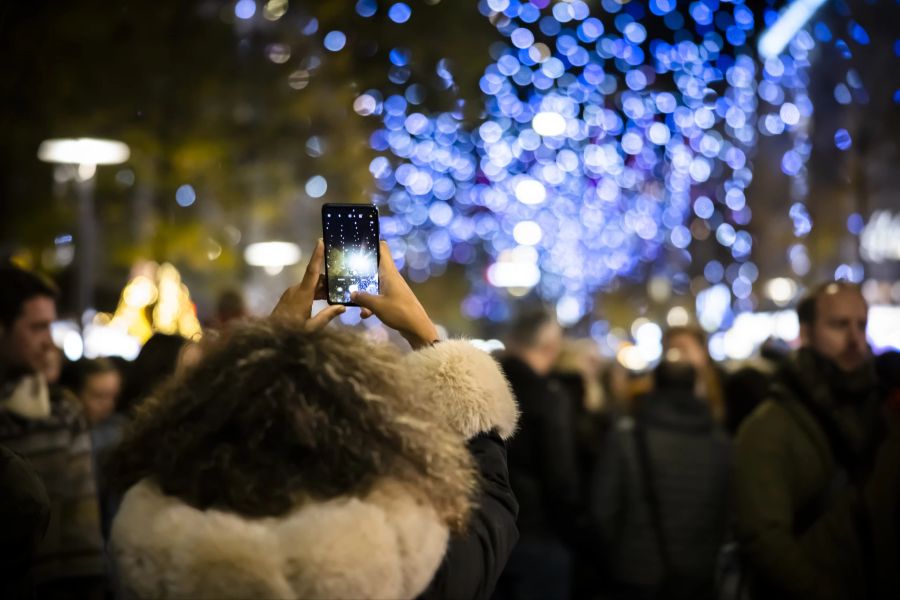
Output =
[{"x1": 324, "y1": 207, "x2": 379, "y2": 304}]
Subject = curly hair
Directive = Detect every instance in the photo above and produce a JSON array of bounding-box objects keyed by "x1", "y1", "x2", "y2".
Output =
[{"x1": 107, "y1": 319, "x2": 475, "y2": 530}]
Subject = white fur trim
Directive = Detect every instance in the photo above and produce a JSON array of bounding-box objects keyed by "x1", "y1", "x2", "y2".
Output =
[
  {"x1": 111, "y1": 479, "x2": 448, "y2": 599},
  {"x1": 403, "y1": 340, "x2": 518, "y2": 440}
]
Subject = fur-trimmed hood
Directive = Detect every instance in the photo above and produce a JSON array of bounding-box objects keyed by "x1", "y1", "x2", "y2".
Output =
[{"x1": 111, "y1": 339, "x2": 516, "y2": 599}]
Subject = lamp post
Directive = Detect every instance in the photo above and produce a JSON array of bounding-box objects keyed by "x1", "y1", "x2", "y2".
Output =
[{"x1": 38, "y1": 138, "x2": 130, "y2": 324}]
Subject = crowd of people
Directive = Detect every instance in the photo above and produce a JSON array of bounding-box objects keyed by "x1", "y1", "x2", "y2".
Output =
[{"x1": 2, "y1": 243, "x2": 899, "y2": 600}]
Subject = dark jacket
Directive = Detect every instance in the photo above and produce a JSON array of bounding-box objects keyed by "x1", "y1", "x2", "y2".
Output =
[
  {"x1": 0, "y1": 443, "x2": 51, "y2": 599},
  {"x1": 733, "y1": 348, "x2": 890, "y2": 600},
  {"x1": 0, "y1": 378, "x2": 106, "y2": 586},
  {"x1": 500, "y1": 355, "x2": 579, "y2": 541},
  {"x1": 420, "y1": 430, "x2": 519, "y2": 600},
  {"x1": 591, "y1": 388, "x2": 731, "y2": 598}
]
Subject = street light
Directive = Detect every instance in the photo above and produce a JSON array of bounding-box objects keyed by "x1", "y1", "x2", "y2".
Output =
[
  {"x1": 38, "y1": 138, "x2": 130, "y2": 166},
  {"x1": 38, "y1": 138, "x2": 130, "y2": 323},
  {"x1": 244, "y1": 241, "x2": 302, "y2": 275}
]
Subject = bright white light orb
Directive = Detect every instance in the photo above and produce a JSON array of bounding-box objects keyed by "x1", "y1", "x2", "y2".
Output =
[
  {"x1": 514, "y1": 178, "x2": 547, "y2": 205},
  {"x1": 556, "y1": 296, "x2": 582, "y2": 326},
  {"x1": 666, "y1": 306, "x2": 690, "y2": 327},
  {"x1": 487, "y1": 262, "x2": 541, "y2": 288},
  {"x1": 513, "y1": 221, "x2": 543, "y2": 246},
  {"x1": 532, "y1": 111, "x2": 567, "y2": 136},
  {"x1": 244, "y1": 241, "x2": 302, "y2": 268},
  {"x1": 63, "y1": 331, "x2": 84, "y2": 361},
  {"x1": 305, "y1": 175, "x2": 328, "y2": 198},
  {"x1": 635, "y1": 321, "x2": 662, "y2": 346},
  {"x1": 765, "y1": 277, "x2": 798, "y2": 305},
  {"x1": 38, "y1": 138, "x2": 130, "y2": 165},
  {"x1": 348, "y1": 251, "x2": 376, "y2": 275}
]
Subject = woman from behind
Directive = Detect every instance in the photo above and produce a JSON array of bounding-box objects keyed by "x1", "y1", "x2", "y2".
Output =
[{"x1": 106, "y1": 240, "x2": 519, "y2": 600}]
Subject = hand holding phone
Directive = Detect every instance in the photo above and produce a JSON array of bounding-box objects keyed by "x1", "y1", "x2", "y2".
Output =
[
  {"x1": 351, "y1": 241, "x2": 439, "y2": 350},
  {"x1": 271, "y1": 239, "x2": 346, "y2": 330}
]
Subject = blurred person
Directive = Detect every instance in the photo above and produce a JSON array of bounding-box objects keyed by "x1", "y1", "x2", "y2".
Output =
[
  {"x1": 551, "y1": 340, "x2": 613, "y2": 598},
  {"x1": 601, "y1": 360, "x2": 634, "y2": 415},
  {"x1": 494, "y1": 306, "x2": 578, "y2": 600},
  {"x1": 874, "y1": 351, "x2": 900, "y2": 418},
  {"x1": 41, "y1": 345, "x2": 63, "y2": 386},
  {"x1": 211, "y1": 287, "x2": 249, "y2": 329},
  {"x1": 0, "y1": 265, "x2": 106, "y2": 598},
  {"x1": 106, "y1": 240, "x2": 520, "y2": 600},
  {"x1": 1, "y1": 443, "x2": 51, "y2": 598},
  {"x1": 0, "y1": 445, "x2": 50, "y2": 598},
  {"x1": 723, "y1": 364, "x2": 770, "y2": 437},
  {"x1": 722, "y1": 337, "x2": 790, "y2": 435},
  {"x1": 554, "y1": 339, "x2": 605, "y2": 415},
  {"x1": 663, "y1": 325, "x2": 726, "y2": 423},
  {"x1": 591, "y1": 353, "x2": 732, "y2": 600},
  {"x1": 66, "y1": 358, "x2": 125, "y2": 538},
  {"x1": 552, "y1": 340, "x2": 609, "y2": 486},
  {"x1": 734, "y1": 282, "x2": 900, "y2": 599},
  {"x1": 117, "y1": 332, "x2": 187, "y2": 416},
  {"x1": 68, "y1": 358, "x2": 122, "y2": 427}
]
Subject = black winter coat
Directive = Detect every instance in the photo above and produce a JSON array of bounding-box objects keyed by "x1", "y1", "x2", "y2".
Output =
[
  {"x1": 420, "y1": 430, "x2": 520, "y2": 600},
  {"x1": 499, "y1": 356, "x2": 579, "y2": 541},
  {"x1": 592, "y1": 389, "x2": 732, "y2": 598}
]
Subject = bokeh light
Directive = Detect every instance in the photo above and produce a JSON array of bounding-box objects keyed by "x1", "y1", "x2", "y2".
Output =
[
  {"x1": 352, "y1": 0, "x2": 882, "y2": 327},
  {"x1": 323, "y1": 31, "x2": 346, "y2": 52},
  {"x1": 175, "y1": 184, "x2": 196, "y2": 207}
]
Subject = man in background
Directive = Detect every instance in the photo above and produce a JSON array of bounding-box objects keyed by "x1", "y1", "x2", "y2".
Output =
[
  {"x1": 0, "y1": 265, "x2": 105, "y2": 599},
  {"x1": 734, "y1": 281, "x2": 898, "y2": 599},
  {"x1": 495, "y1": 307, "x2": 579, "y2": 600}
]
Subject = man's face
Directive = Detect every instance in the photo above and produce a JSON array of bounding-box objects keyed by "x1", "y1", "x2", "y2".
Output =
[
  {"x1": 528, "y1": 321, "x2": 564, "y2": 376},
  {"x1": 1, "y1": 296, "x2": 56, "y2": 374},
  {"x1": 805, "y1": 286, "x2": 869, "y2": 372},
  {"x1": 80, "y1": 371, "x2": 121, "y2": 425}
]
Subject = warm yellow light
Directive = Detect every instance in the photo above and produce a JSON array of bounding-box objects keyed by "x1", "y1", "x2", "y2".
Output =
[
  {"x1": 123, "y1": 276, "x2": 158, "y2": 308},
  {"x1": 617, "y1": 344, "x2": 649, "y2": 372},
  {"x1": 111, "y1": 261, "x2": 201, "y2": 343}
]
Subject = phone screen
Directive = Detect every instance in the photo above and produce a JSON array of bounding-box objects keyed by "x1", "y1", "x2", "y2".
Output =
[{"x1": 322, "y1": 204, "x2": 380, "y2": 305}]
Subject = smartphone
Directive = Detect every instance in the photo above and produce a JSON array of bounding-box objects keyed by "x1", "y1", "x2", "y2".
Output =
[{"x1": 321, "y1": 203, "x2": 380, "y2": 305}]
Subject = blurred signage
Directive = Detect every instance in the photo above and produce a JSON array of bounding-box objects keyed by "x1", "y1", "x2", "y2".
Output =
[{"x1": 860, "y1": 211, "x2": 900, "y2": 263}]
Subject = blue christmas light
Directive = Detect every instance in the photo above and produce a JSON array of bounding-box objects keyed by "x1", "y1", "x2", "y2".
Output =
[
  {"x1": 344, "y1": 0, "x2": 892, "y2": 328},
  {"x1": 323, "y1": 31, "x2": 346, "y2": 52},
  {"x1": 834, "y1": 128, "x2": 852, "y2": 150},
  {"x1": 388, "y1": 2, "x2": 412, "y2": 24},
  {"x1": 234, "y1": 0, "x2": 256, "y2": 20},
  {"x1": 356, "y1": 0, "x2": 377, "y2": 18}
]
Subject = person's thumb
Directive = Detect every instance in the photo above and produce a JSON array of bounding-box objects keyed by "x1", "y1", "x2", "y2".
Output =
[
  {"x1": 305, "y1": 304, "x2": 345, "y2": 332},
  {"x1": 351, "y1": 291, "x2": 383, "y2": 312}
]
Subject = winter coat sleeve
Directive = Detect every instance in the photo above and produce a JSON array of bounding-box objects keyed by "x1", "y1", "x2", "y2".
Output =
[
  {"x1": 405, "y1": 341, "x2": 520, "y2": 600},
  {"x1": 419, "y1": 430, "x2": 519, "y2": 600}
]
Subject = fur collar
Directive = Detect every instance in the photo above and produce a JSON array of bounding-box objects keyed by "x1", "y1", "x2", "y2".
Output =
[
  {"x1": 403, "y1": 340, "x2": 518, "y2": 440},
  {"x1": 112, "y1": 478, "x2": 448, "y2": 599},
  {"x1": 111, "y1": 339, "x2": 518, "y2": 599}
]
